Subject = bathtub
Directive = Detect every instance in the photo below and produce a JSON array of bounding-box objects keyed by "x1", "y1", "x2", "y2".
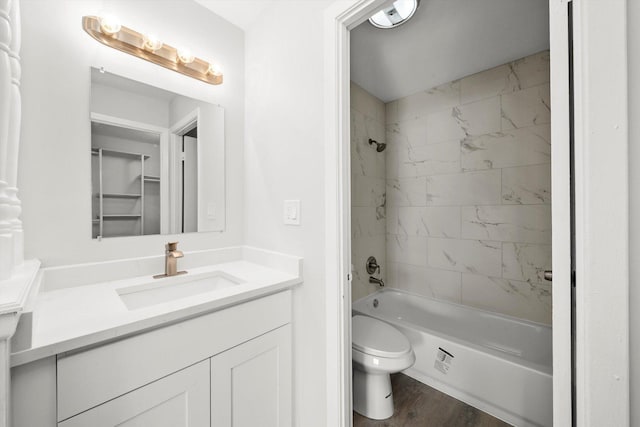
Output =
[{"x1": 352, "y1": 289, "x2": 552, "y2": 427}]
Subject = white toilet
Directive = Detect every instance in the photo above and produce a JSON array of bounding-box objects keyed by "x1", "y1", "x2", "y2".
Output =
[{"x1": 352, "y1": 315, "x2": 416, "y2": 420}]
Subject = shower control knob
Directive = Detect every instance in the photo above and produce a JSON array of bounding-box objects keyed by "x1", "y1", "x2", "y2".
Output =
[
  {"x1": 543, "y1": 270, "x2": 552, "y2": 281},
  {"x1": 366, "y1": 256, "x2": 381, "y2": 274}
]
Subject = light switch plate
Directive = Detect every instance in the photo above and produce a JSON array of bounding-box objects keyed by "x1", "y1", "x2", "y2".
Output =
[{"x1": 284, "y1": 200, "x2": 301, "y2": 225}]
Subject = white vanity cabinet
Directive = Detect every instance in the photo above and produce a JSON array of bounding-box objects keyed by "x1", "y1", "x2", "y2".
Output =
[
  {"x1": 58, "y1": 360, "x2": 210, "y2": 427},
  {"x1": 11, "y1": 290, "x2": 293, "y2": 427},
  {"x1": 211, "y1": 325, "x2": 292, "y2": 427},
  {"x1": 57, "y1": 325, "x2": 292, "y2": 427}
]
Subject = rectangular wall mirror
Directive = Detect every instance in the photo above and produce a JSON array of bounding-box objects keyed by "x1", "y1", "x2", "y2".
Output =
[{"x1": 90, "y1": 68, "x2": 225, "y2": 239}]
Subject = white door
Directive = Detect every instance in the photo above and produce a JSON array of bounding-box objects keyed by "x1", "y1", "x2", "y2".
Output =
[
  {"x1": 211, "y1": 325, "x2": 292, "y2": 427},
  {"x1": 58, "y1": 361, "x2": 209, "y2": 427}
]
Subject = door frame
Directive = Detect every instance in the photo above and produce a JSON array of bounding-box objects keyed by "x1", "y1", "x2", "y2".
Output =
[
  {"x1": 571, "y1": 1, "x2": 629, "y2": 425},
  {"x1": 169, "y1": 108, "x2": 200, "y2": 234},
  {"x1": 549, "y1": 1, "x2": 572, "y2": 425},
  {"x1": 325, "y1": 0, "x2": 630, "y2": 426},
  {"x1": 324, "y1": 2, "x2": 390, "y2": 425}
]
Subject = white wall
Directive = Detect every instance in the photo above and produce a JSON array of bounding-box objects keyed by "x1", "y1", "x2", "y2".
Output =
[
  {"x1": 243, "y1": 1, "x2": 339, "y2": 424},
  {"x1": 628, "y1": 0, "x2": 639, "y2": 423},
  {"x1": 19, "y1": 0, "x2": 244, "y2": 266}
]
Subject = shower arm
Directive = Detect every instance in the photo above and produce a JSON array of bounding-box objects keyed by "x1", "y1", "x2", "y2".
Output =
[{"x1": 368, "y1": 138, "x2": 387, "y2": 152}]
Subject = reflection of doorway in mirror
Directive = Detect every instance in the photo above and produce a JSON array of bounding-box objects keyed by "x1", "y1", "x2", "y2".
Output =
[
  {"x1": 168, "y1": 103, "x2": 224, "y2": 234},
  {"x1": 169, "y1": 109, "x2": 199, "y2": 234},
  {"x1": 181, "y1": 128, "x2": 198, "y2": 233}
]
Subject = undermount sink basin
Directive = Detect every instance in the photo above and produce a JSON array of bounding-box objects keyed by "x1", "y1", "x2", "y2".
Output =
[{"x1": 117, "y1": 271, "x2": 244, "y2": 310}]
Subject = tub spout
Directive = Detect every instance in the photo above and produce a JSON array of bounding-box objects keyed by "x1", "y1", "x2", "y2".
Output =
[{"x1": 369, "y1": 276, "x2": 384, "y2": 287}]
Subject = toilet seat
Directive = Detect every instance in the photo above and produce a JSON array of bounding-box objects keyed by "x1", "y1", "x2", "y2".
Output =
[{"x1": 352, "y1": 315, "x2": 411, "y2": 358}]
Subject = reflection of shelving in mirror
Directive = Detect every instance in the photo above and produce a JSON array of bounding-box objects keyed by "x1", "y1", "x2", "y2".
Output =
[
  {"x1": 100, "y1": 193, "x2": 142, "y2": 199},
  {"x1": 91, "y1": 121, "x2": 161, "y2": 239},
  {"x1": 139, "y1": 175, "x2": 161, "y2": 183},
  {"x1": 91, "y1": 148, "x2": 150, "y2": 159}
]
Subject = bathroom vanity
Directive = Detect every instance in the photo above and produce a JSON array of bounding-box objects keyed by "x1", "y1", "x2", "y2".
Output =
[{"x1": 10, "y1": 247, "x2": 302, "y2": 427}]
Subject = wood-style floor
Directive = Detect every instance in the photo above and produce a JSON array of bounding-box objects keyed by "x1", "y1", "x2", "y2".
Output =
[{"x1": 353, "y1": 374, "x2": 512, "y2": 427}]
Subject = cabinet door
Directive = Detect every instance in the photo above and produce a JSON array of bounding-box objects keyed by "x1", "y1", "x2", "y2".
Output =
[
  {"x1": 58, "y1": 361, "x2": 209, "y2": 427},
  {"x1": 211, "y1": 325, "x2": 292, "y2": 427}
]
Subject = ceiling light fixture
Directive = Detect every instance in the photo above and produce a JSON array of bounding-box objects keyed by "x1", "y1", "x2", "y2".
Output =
[
  {"x1": 82, "y1": 16, "x2": 223, "y2": 85},
  {"x1": 369, "y1": 0, "x2": 420, "y2": 29}
]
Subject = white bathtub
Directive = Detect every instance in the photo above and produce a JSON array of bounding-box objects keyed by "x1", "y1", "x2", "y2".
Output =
[{"x1": 352, "y1": 289, "x2": 552, "y2": 427}]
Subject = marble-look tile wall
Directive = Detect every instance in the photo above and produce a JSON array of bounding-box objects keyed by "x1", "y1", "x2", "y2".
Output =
[
  {"x1": 385, "y1": 51, "x2": 552, "y2": 324},
  {"x1": 351, "y1": 82, "x2": 387, "y2": 301}
]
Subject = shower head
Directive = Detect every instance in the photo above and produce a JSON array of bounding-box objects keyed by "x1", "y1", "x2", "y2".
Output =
[{"x1": 368, "y1": 138, "x2": 387, "y2": 152}]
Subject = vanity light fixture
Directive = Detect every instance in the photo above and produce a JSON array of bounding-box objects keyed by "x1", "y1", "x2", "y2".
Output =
[{"x1": 82, "y1": 15, "x2": 223, "y2": 85}]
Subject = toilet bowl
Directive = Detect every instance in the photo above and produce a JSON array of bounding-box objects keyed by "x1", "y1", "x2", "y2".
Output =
[{"x1": 352, "y1": 315, "x2": 415, "y2": 420}]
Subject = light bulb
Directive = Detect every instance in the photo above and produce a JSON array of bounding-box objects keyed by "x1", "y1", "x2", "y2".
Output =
[
  {"x1": 207, "y1": 63, "x2": 223, "y2": 77},
  {"x1": 99, "y1": 15, "x2": 122, "y2": 36},
  {"x1": 143, "y1": 34, "x2": 163, "y2": 52},
  {"x1": 177, "y1": 48, "x2": 195, "y2": 64}
]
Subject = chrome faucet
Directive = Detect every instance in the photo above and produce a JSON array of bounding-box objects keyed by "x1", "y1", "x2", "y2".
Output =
[
  {"x1": 154, "y1": 242, "x2": 186, "y2": 278},
  {"x1": 369, "y1": 276, "x2": 385, "y2": 287},
  {"x1": 366, "y1": 256, "x2": 384, "y2": 287}
]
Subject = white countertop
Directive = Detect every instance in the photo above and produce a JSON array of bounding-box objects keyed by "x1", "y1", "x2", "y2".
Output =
[
  {"x1": 0, "y1": 260, "x2": 40, "y2": 317},
  {"x1": 11, "y1": 248, "x2": 302, "y2": 367}
]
